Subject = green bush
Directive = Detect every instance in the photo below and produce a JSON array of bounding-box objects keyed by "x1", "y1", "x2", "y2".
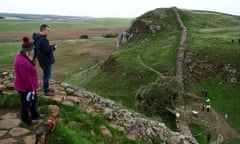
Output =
[
  {"x1": 79, "y1": 35, "x2": 89, "y2": 39},
  {"x1": 135, "y1": 77, "x2": 181, "y2": 116},
  {"x1": 102, "y1": 33, "x2": 118, "y2": 38}
]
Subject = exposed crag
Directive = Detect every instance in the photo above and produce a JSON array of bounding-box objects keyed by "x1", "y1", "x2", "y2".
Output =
[{"x1": 116, "y1": 8, "x2": 170, "y2": 49}]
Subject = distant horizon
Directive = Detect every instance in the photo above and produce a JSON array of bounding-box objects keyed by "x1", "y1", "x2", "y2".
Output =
[
  {"x1": 0, "y1": 0, "x2": 239, "y2": 18},
  {"x1": 0, "y1": 7, "x2": 239, "y2": 19}
]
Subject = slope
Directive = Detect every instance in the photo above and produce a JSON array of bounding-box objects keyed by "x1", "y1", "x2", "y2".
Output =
[
  {"x1": 67, "y1": 8, "x2": 181, "y2": 110},
  {"x1": 66, "y1": 8, "x2": 240, "y2": 143},
  {"x1": 179, "y1": 9, "x2": 240, "y2": 143}
]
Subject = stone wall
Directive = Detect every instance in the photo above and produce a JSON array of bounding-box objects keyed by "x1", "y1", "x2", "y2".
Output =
[
  {"x1": 171, "y1": 7, "x2": 198, "y2": 144},
  {"x1": 172, "y1": 7, "x2": 187, "y2": 86},
  {"x1": 0, "y1": 70, "x2": 196, "y2": 144}
]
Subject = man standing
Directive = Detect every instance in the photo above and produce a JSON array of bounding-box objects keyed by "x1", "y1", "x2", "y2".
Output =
[{"x1": 33, "y1": 24, "x2": 56, "y2": 96}]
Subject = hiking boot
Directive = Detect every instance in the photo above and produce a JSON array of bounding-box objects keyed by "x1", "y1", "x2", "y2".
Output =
[
  {"x1": 44, "y1": 91, "x2": 55, "y2": 96},
  {"x1": 29, "y1": 119, "x2": 39, "y2": 126},
  {"x1": 32, "y1": 113, "x2": 45, "y2": 120}
]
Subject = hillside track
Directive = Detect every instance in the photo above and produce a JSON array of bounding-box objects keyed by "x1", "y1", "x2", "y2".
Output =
[{"x1": 186, "y1": 91, "x2": 240, "y2": 143}]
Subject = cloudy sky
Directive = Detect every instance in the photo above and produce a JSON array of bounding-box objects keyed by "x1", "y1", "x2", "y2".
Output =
[{"x1": 0, "y1": 0, "x2": 239, "y2": 17}]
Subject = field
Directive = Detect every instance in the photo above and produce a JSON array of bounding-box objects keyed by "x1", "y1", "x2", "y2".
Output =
[
  {"x1": 0, "y1": 18, "x2": 132, "y2": 79},
  {"x1": 0, "y1": 18, "x2": 131, "y2": 31}
]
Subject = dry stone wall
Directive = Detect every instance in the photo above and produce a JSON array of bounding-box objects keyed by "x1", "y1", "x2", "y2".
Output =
[
  {"x1": 0, "y1": 70, "x2": 197, "y2": 144},
  {"x1": 172, "y1": 7, "x2": 198, "y2": 144}
]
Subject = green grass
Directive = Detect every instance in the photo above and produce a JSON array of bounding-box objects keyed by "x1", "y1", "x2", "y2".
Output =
[
  {"x1": 0, "y1": 18, "x2": 132, "y2": 31},
  {"x1": 186, "y1": 77, "x2": 240, "y2": 133},
  {"x1": 190, "y1": 122, "x2": 210, "y2": 144},
  {"x1": 180, "y1": 9, "x2": 240, "y2": 142},
  {"x1": 0, "y1": 42, "x2": 20, "y2": 69},
  {"x1": 67, "y1": 15, "x2": 180, "y2": 110},
  {"x1": 224, "y1": 139, "x2": 240, "y2": 144},
  {"x1": 65, "y1": 8, "x2": 180, "y2": 129},
  {"x1": 0, "y1": 93, "x2": 147, "y2": 144},
  {"x1": 0, "y1": 37, "x2": 115, "y2": 80}
]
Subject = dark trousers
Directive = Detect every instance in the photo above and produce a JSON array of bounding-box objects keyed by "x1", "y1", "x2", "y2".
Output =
[
  {"x1": 41, "y1": 65, "x2": 51, "y2": 93},
  {"x1": 18, "y1": 91, "x2": 39, "y2": 124}
]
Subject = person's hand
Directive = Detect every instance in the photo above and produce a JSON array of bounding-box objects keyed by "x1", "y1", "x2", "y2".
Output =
[
  {"x1": 31, "y1": 91, "x2": 35, "y2": 96},
  {"x1": 52, "y1": 43, "x2": 57, "y2": 50}
]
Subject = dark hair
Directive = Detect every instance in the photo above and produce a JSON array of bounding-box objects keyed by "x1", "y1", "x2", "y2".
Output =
[{"x1": 40, "y1": 24, "x2": 49, "y2": 32}]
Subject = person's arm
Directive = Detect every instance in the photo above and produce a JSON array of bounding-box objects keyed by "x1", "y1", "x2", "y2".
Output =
[
  {"x1": 40, "y1": 38, "x2": 55, "y2": 53},
  {"x1": 16, "y1": 62, "x2": 36, "y2": 91}
]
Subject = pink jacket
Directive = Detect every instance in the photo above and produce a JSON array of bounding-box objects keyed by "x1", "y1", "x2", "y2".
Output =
[{"x1": 14, "y1": 53, "x2": 39, "y2": 92}]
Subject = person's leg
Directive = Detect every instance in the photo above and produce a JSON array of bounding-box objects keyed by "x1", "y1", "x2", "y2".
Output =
[
  {"x1": 19, "y1": 92, "x2": 31, "y2": 124},
  {"x1": 41, "y1": 65, "x2": 51, "y2": 93},
  {"x1": 30, "y1": 92, "x2": 40, "y2": 119}
]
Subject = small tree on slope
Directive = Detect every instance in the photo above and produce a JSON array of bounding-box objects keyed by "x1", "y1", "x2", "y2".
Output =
[{"x1": 135, "y1": 77, "x2": 181, "y2": 116}]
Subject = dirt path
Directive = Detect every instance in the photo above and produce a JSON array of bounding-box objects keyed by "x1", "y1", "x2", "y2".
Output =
[
  {"x1": 186, "y1": 91, "x2": 240, "y2": 143},
  {"x1": 137, "y1": 54, "x2": 164, "y2": 77}
]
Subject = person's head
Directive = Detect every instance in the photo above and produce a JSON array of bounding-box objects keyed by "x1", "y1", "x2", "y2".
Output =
[
  {"x1": 40, "y1": 24, "x2": 50, "y2": 36},
  {"x1": 21, "y1": 36, "x2": 34, "y2": 59}
]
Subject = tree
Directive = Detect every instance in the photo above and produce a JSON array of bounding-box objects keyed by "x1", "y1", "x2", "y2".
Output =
[{"x1": 135, "y1": 77, "x2": 181, "y2": 116}]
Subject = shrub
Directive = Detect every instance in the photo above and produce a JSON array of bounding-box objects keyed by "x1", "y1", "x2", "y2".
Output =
[
  {"x1": 102, "y1": 33, "x2": 118, "y2": 38},
  {"x1": 135, "y1": 77, "x2": 181, "y2": 116},
  {"x1": 79, "y1": 35, "x2": 88, "y2": 39}
]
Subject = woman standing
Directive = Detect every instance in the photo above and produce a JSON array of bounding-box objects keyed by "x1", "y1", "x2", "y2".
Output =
[{"x1": 14, "y1": 37, "x2": 41, "y2": 125}]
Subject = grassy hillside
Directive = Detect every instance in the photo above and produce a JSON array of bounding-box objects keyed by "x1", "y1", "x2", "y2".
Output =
[
  {"x1": 63, "y1": 8, "x2": 240, "y2": 143},
  {"x1": 0, "y1": 18, "x2": 132, "y2": 31},
  {"x1": 180, "y1": 9, "x2": 240, "y2": 134},
  {"x1": 66, "y1": 8, "x2": 181, "y2": 110}
]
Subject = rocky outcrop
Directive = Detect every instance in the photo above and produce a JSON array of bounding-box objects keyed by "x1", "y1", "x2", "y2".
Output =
[
  {"x1": 1, "y1": 70, "x2": 196, "y2": 144},
  {"x1": 116, "y1": 9, "x2": 169, "y2": 49},
  {"x1": 184, "y1": 51, "x2": 239, "y2": 84},
  {"x1": 222, "y1": 64, "x2": 239, "y2": 84},
  {"x1": 116, "y1": 31, "x2": 129, "y2": 49}
]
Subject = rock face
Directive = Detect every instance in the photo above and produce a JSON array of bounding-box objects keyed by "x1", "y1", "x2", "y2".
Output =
[
  {"x1": 184, "y1": 51, "x2": 239, "y2": 85},
  {"x1": 116, "y1": 9, "x2": 170, "y2": 49},
  {"x1": 1, "y1": 70, "x2": 197, "y2": 144},
  {"x1": 222, "y1": 64, "x2": 239, "y2": 84}
]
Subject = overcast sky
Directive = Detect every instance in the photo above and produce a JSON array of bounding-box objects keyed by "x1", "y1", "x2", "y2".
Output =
[{"x1": 0, "y1": 0, "x2": 239, "y2": 17}]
